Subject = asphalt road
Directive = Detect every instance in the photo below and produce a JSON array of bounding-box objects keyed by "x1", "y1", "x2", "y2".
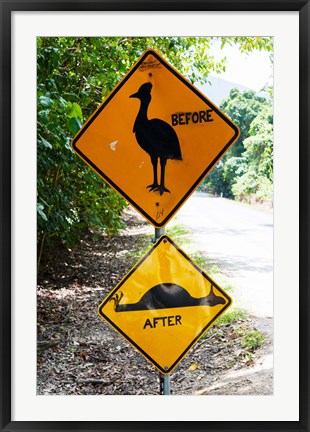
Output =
[{"x1": 170, "y1": 192, "x2": 273, "y2": 319}]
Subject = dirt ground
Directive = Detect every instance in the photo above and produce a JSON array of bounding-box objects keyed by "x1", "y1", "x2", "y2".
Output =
[{"x1": 37, "y1": 208, "x2": 273, "y2": 396}]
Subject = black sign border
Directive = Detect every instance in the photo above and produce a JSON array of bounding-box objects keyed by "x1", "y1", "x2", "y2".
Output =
[
  {"x1": 98, "y1": 234, "x2": 232, "y2": 375},
  {"x1": 72, "y1": 49, "x2": 239, "y2": 227}
]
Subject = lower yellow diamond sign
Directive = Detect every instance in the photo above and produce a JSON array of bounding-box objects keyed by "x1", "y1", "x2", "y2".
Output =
[{"x1": 98, "y1": 235, "x2": 232, "y2": 374}]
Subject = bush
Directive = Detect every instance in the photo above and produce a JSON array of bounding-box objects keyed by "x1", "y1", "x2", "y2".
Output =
[{"x1": 231, "y1": 171, "x2": 272, "y2": 204}]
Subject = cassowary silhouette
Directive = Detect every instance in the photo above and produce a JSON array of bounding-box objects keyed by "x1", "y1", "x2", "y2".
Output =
[
  {"x1": 110, "y1": 283, "x2": 225, "y2": 312},
  {"x1": 130, "y1": 82, "x2": 182, "y2": 195}
]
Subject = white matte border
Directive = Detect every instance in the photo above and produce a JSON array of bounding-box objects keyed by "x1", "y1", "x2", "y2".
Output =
[{"x1": 12, "y1": 11, "x2": 299, "y2": 422}]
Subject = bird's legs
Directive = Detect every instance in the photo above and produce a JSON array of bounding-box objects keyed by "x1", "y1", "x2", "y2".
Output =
[
  {"x1": 146, "y1": 155, "x2": 159, "y2": 191},
  {"x1": 157, "y1": 157, "x2": 170, "y2": 195},
  {"x1": 146, "y1": 156, "x2": 170, "y2": 195}
]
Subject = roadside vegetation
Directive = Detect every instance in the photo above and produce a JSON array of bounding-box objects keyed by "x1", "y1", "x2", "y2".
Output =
[{"x1": 199, "y1": 88, "x2": 273, "y2": 206}]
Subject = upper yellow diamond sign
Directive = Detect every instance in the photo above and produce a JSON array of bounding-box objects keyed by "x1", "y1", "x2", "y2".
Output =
[
  {"x1": 98, "y1": 235, "x2": 232, "y2": 374},
  {"x1": 72, "y1": 49, "x2": 239, "y2": 227}
]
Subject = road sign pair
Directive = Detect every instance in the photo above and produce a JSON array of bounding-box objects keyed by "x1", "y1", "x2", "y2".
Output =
[{"x1": 72, "y1": 49, "x2": 239, "y2": 374}]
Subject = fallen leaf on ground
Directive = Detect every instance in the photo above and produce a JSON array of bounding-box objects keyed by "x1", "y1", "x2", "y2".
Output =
[{"x1": 188, "y1": 363, "x2": 199, "y2": 371}]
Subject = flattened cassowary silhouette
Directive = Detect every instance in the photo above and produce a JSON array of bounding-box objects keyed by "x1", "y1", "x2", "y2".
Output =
[
  {"x1": 130, "y1": 83, "x2": 182, "y2": 195},
  {"x1": 110, "y1": 283, "x2": 225, "y2": 312}
]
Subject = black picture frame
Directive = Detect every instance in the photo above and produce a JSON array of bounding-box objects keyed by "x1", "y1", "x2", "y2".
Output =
[{"x1": 1, "y1": 1, "x2": 309, "y2": 431}]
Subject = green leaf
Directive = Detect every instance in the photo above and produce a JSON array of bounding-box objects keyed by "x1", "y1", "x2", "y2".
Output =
[
  {"x1": 67, "y1": 117, "x2": 82, "y2": 134},
  {"x1": 67, "y1": 102, "x2": 83, "y2": 120},
  {"x1": 37, "y1": 203, "x2": 48, "y2": 221},
  {"x1": 39, "y1": 95, "x2": 53, "y2": 108},
  {"x1": 38, "y1": 135, "x2": 52, "y2": 149}
]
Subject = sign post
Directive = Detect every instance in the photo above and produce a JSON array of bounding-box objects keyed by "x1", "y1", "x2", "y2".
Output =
[
  {"x1": 154, "y1": 227, "x2": 166, "y2": 243},
  {"x1": 154, "y1": 227, "x2": 171, "y2": 395},
  {"x1": 160, "y1": 371, "x2": 171, "y2": 396}
]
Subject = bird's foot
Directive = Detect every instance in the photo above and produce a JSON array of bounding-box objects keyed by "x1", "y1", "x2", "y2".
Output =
[
  {"x1": 157, "y1": 185, "x2": 170, "y2": 196},
  {"x1": 146, "y1": 183, "x2": 159, "y2": 192},
  {"x1": 109, "y1": 291, "x2": 123, "y2": 311},
  {"x1": 146, "y1": 183, "x2": 170, "y2": 195}
]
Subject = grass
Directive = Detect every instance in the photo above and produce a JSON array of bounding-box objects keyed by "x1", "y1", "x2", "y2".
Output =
[
  {"x1": 214, "y1": 307, "x2": 248, "y2": 326},
  {"x1": 166, "y1": 224, "x2": 190, "y2": 245},
  {"x1": 242, "y1": 330, "x2": 265, "y2": 350},
  {"x1": 129, "y1": 233, "x2": 153, "y2": 260},
  {"x1": 130, "y1": 223, "x2": 190, "y2": 260}
]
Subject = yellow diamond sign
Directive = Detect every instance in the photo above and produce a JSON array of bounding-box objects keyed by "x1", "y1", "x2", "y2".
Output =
[
  {"x1": 72, "y1": 49, "x2": 239, "y2": 227},
  {"x1": 98, "y1": 235, "x2": 232, "y2": 374}
]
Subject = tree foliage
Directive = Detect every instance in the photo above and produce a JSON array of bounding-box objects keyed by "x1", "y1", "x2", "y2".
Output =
[
  {"x1": 37, "y1": 36, "x2": 273, "y2": 264},
  {"x1": 202, "y1": 88, "x2": 273, "y2": 203}
]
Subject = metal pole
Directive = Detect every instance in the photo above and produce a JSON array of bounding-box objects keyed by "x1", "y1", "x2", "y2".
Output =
[
  {"x1": 159, "y1": 373, "x2": 171, "y2": 395},
  {"x1": 153, "y1": 226, "x2": 171, "y2": 395},
  {"x1": 154, "y1": 227, "x2": 166, "y2": 242}
]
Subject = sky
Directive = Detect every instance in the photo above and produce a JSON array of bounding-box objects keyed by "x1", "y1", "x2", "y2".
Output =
[{"x1": 208, "y1": 41, "x2": 273, "y2": 92}]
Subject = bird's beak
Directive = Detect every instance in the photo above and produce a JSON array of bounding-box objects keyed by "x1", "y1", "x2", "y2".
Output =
[{"x1": 129, "y1": 91, "x2": 139, "y2": 99}]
